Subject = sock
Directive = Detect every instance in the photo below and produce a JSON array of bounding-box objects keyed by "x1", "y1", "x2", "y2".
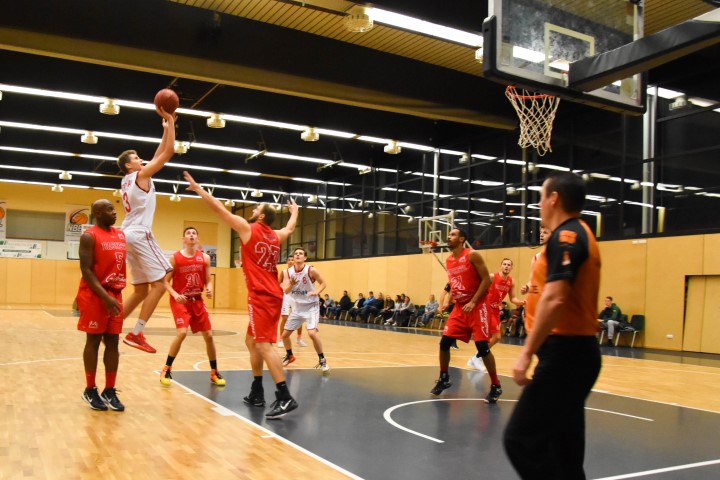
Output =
[
  {"x1": 475, "y1": 353, "x2": 482, "y2": 358},
  {"x1": 286, "y1": 349, "x2": 294, "y2": 357},
  {"x1": 209, "y1": 359, "x2": 217, "y2": 370},
  {"x1": 276, "y1": 381, "x2": 291, "y2": 400},
  {"x1": 85, "y1": 371, "x2": 96, "y2": 389},
  {"x1": 440, "y1": 371, "x2": 449, "y2": 381},
  {"x1": 252, "y1": 376, "x2": 263, "y2": 390},
  {"x1": 105, "y1": 372, "x2": 117, "y2": 389},
  {"x1": 131, "y1": 319, "x2": 147, "y2": 336},
  {"x1": 166, "y1": 355, "x2": 176, "y2": 367},
  {"x1": 490, "y1": 372, "x2": 500, "y2": 386},
  {"x1": 318, "y1": 353, "x2": 325, "y2": 361}
]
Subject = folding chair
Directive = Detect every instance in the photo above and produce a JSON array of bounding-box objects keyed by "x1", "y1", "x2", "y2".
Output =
[{"x1": 616, "y1": 315, "x2": 644, "y2": 347}]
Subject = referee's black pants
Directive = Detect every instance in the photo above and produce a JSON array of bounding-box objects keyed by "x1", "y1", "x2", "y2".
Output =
[{"x1": 504, "y1": 335, "x2": 601, "y2": 480}]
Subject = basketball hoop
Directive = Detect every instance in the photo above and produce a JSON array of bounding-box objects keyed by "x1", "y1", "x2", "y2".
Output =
[
  {"x1": 505, "y1": 85, "x2": 560, "y2": 156},
  {"x1": 420, "y1": 240, "x2": 437, "y2": 254}
]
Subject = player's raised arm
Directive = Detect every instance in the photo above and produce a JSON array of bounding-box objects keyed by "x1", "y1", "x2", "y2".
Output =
[
  {"x1": 183, "y1": 171, "x2": 251, "y2": 239},
  {"x1": 275, "y1": 199, "x2": 299, "y2": 243},
  {"x1": 138, "y1": 107, "x2": 176, "y2": 180}
]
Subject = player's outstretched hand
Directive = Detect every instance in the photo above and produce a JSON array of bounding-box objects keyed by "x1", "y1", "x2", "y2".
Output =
[
  {"x1": 183, "y1": 171, "x2": 203, "y2": 194},
  {"x1": 156, "y1": 106, "x2": 175, "y2": 126},
  {"x1": 287, "y1": 198, "x2": 299, "y2": 215}
]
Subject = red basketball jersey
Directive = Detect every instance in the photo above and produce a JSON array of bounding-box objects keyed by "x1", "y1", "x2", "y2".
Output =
[
  {"x1": 79, "y1": 225, "x2": 126, "y2": 290},
  {"x1": 487, "y1": 273, "x2": 513, "y2": 308},
  {"x1": 171, "y1": 250, "x2": 206, "y2": 297},
  {"x1": 445, "y1": 248, "x2": 481, "y2": 305},
  {"x1": 241, "y1": 222, "x2": 283, "y2": 298}
]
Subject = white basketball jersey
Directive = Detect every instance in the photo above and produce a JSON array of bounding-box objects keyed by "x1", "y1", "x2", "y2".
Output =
[
  {"x1": 289, "y1": 264, "x2": 317, "y2": 310},
  {"x1": 120, "y1": 171, "x2": 156, "y2": 230}
]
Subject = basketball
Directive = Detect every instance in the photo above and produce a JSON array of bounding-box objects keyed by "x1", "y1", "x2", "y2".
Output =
[{"x1": 154, "y1": 89, "x2": 179, "y2": 115}]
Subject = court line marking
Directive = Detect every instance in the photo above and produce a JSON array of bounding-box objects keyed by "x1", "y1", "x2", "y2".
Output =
[
  {"x1": 171, "y1": 379, "x2": 365, "y2": 480},
  {"x1": 384, "y1": 398, "x2": 654, "y2": 443},
  {"x1": 593, "y1": 458, "x2": 720, "y2": 479},
  {"x1": 585, "y1": 407, "x2": 653, "y2": 421}
]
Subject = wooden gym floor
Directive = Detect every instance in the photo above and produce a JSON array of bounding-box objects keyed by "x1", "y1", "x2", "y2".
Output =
[{"x1": 2, "y1": 305, "x2": 720, "y2": 480}]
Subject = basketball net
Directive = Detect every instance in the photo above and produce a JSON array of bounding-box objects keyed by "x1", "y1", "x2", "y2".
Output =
[
  {"x1": 420, "y1": 240, "x2": 437, "y2": 254},
  {"x1": 505, "y1": 85, "x2": 560, "y2": 156}
]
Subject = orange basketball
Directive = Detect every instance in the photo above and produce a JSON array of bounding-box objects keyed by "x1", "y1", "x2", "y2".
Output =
[{"x1": 154, "y1": 88, "x2": 179, "y2": 115}]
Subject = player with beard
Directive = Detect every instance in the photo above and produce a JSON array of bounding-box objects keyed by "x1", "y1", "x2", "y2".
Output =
[{"x1": 183, "y1": 171, "x2": 300, "y2": 419}]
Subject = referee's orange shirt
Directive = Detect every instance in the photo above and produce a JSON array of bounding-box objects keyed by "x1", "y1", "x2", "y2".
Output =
[{"x1": 541, "y1": 218, "x2": 601, "y2": 336}]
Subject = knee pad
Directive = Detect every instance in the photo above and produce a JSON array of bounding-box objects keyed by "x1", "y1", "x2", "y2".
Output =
[
  {"x1": 474, "y1": 340, "x2": 490, "y2": 357},
  {"x1": 439, "y1": 335, "x2": 456, "y2": 351}
]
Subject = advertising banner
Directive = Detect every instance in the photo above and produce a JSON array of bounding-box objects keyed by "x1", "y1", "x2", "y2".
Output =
[{"x1": 65, "y1": 205, "x2": 91, "y2": 242}]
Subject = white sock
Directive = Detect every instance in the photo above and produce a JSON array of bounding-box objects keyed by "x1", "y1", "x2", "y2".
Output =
[{"x1": 132, "y1": 319, "x2": 147, "y2": 335}]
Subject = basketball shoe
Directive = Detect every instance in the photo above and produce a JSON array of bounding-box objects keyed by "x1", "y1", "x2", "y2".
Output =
[
  {"x1": 243, "y1": 388, "x2": 266, "y2": 407},
  {"x1": 430, "y1": 377, "x2": 452, "y2": 396},
  {"x1": 160, "y1": 366, "x2": 172, "y2": 386},
  {"x1": 265, "y1": 392, "x2": 299, "y2": 419},
  {"x1": 100, "y1": 387, "x2": 125, "y2": 412},
  {"x1": 82, "y1": 387, "x2": 108, "y2": 411},
  {"x1": 210, "y1": 369, "x2": 226, "y2": 386},
  {"x1": 123, "y1": 332, "x2": 156, "y2": 353},
  {"x1": 484, "y1": 384, "x2": 503, "y2": 404},
  {"x1": 467, "y1": 355, "x2": 487, "y2": 373},
  {"x1": 282, "y1": 354, "x2": 296, "y2": 366},
  {"x1": 315, "y1": 358, "x2": 330, "y2": 374}
]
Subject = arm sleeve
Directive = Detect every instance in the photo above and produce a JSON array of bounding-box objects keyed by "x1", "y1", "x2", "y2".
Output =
[{"x1": 545, "y1": 222, "x2": 589, "y2": 284}]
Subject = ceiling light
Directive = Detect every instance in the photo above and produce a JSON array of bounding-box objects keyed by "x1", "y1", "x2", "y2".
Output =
[
  {"x1": 407, "y1": 217, "x2": 414, "y2": 224},
  {"x1": 459, "y1": 154, "x2": 469, "y2": 164},
  {"x1": 527, "y1": 162, "x2": 538, "y2": 173},
  {"x1": 506, "y1": 186, "x2": 517, "y2": 195},
  {"x1": 474, "y1": 47, "x2": 483, "y2": 63},
  {"x1": 345, "y1": 6, "x2": 374, "y2": 33},
  {"x1": 0, "y1": 91, "x2": 3, "y2": 101},
  {"x1": 301, "y1": 127, "x2": 319, "y2": 142},
  {"x1": 99, "y1": 98, "x2": 120, "y2": 115},
  {"x1": 367, "y1": 212, "x2": 374, "y2": 218},
  {"x1": 631, "y1": 182, "x2": 641, "y2": 190},
  {"x1": 112, "y1": 189, "x2": 121, "y2": 197},
  {"x1": 170, "y1": 194, "x2": 181, "y2": 202},
  {"x1": 358, "y1": 167, "x2": 372, "y2": 175},
  {"x1": 582, "y1": 173, "x2": 591, "y2": 182},
  {"x1": 224, "y1": 199, "x2": 234, "y2": 207},
  {"x1": 652, "y1": 87, "x2": 684, "y2": 99},
  {"x1": 384, "y1": 140, "x2": 401, "y2": 154},
  {"x1": 174, "y1": 141, "x2": 190, "y2": 154},
  {"x1": 207, "y1": 113, "x2": 226, "y2": 128},
  {"x1": 251, "y1": 189, "x2": 263, "y2": 198},
  {"x1": 669, "y1": 95, "x2": 688, "y2": 111},
  {"x1": 51, "y1": 184, "x2": 63, "y2": 193},
  {"x1": 59, "y1": 171, "x2": 72, "y2": 180},
  {"x1": 308, "y1": 194, "x2": 318, "y2": 204},
  {"x1": 81, "y1": 131, "x2": 98, "y2": 144},
  {"x1": 369, "y1": 8, "x2": 483, "y2": 47}
]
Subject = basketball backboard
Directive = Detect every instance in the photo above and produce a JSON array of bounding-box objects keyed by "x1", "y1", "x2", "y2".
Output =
[{"x1": 483, "y1": 0, "x2": 646, "y2": 114}]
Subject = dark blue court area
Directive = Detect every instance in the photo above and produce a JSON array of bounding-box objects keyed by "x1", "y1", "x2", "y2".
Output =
[{"x1": 172, "y1": 366, "x2": 720, "y2": 480}]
